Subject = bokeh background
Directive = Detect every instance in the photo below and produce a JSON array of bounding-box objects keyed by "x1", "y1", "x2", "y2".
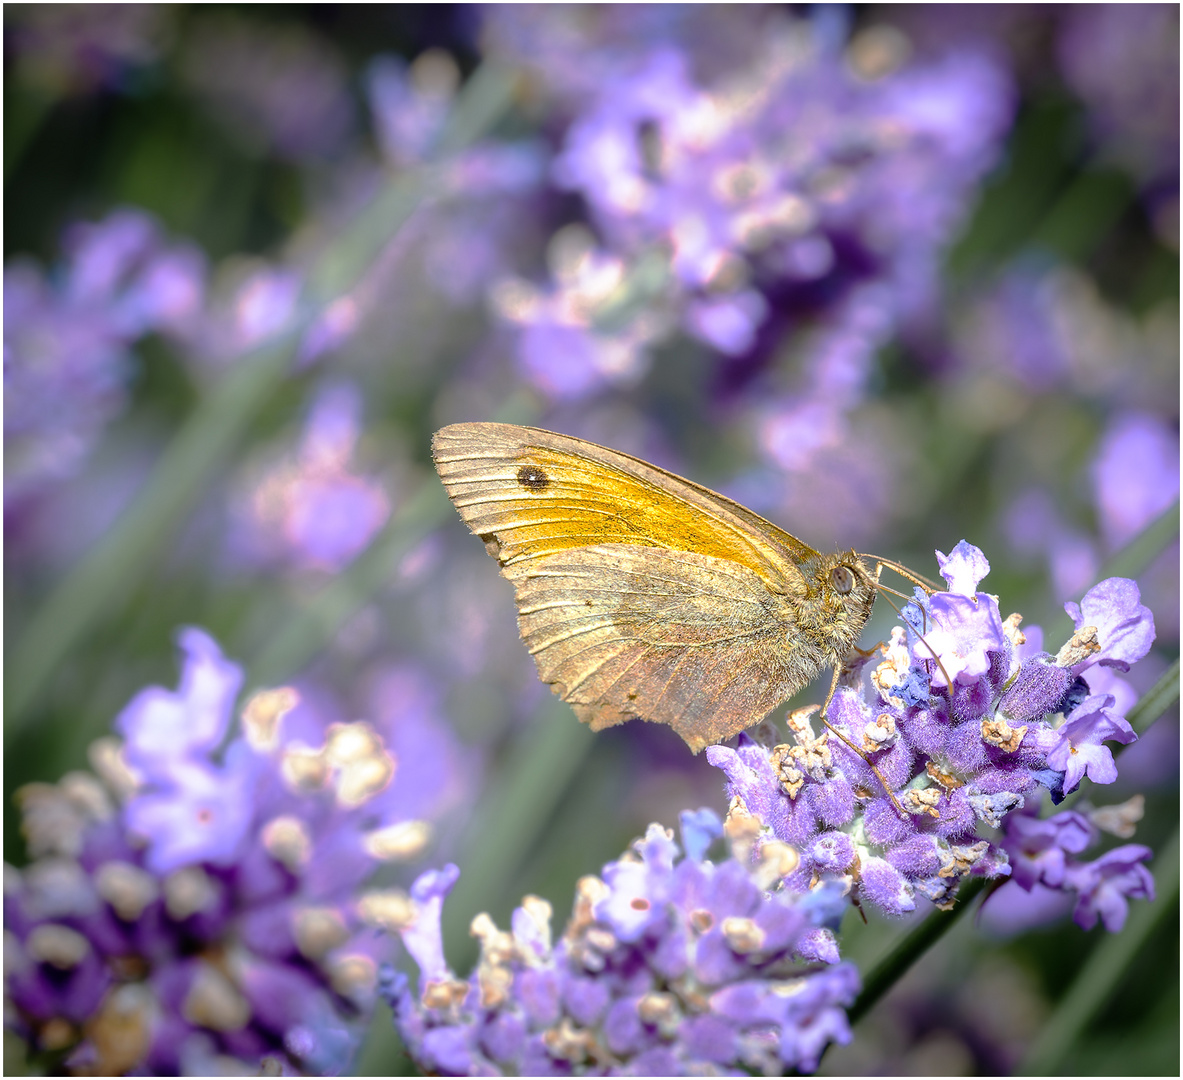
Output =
[{"x1": 5, "y1": 4, "x2": 1178, "y2": 1075}]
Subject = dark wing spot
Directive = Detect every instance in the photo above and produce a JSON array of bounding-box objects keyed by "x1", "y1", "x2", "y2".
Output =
[{"x1": 516, "y1": 464, "x2": 550, "y2": 491}]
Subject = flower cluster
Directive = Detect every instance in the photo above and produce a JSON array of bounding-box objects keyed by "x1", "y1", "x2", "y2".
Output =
[
  {"x1": 707, "y1": 542, "x2": 1156, "y2": 922},
  {"x1": 384, "y1": 809, "x2": 859, "y2": 1076},
  {"x1": 488, "y1": 11, "x2": 1014, "y2": 463},
  {"x1": 4, "y1": 629, "x2": 457, "y2": 1075}
]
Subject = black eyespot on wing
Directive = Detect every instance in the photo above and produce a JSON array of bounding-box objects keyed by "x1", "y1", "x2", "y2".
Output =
[
  {"x1": 516, "y1": 464, "x2": 550, "y2": 491},
  {"x1": 831, "y1": 565, "x2": 855, "y2": 595}
]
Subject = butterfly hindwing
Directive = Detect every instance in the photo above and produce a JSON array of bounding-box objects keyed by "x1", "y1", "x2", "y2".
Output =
[{"x1": 505, "y1": 543, "x2": 820, "y2": 752}]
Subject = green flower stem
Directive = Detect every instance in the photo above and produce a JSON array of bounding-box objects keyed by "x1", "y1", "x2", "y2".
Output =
[
  {"x1": 5, "y1": 60, "x2": 518, "y2": 735},
  {"x1": 1019, "y1": 828, "x2": 1180, "y2": 1076},
  {"x1": 1094, "y1": 500, "x2": 1179, "y2": 587},
  {"x1": 1126, "y1": 657, "x2": 1180, "y2": 739},
  {"x1": 246, "y1": 479, "x2": 453, "y2": 687},
  {"x1": 441, "y1": 700, "x2": 596, "y2": 975},
  {"x1": 847, "y1": 875, "x2": 990, "y2": 1027},
  {"x1": 6, "y1": 335, "x2": 293, "y2": 730}
]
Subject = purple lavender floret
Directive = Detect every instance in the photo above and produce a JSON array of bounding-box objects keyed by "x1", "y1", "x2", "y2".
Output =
[
  {"x1": 1062, "y1": 577, "x2": 1156, "y2": 675},
  {"x1": 706, "y1": 542, "x2": 1157, "y2": 930},
  {"x1": 995, "y1": 802, "x2": 1156, "y2": 934},
  {"x1": 5, "y1": 628, "x2": 458, "y2": 1075},
  {"x1": 229, "y1": 382, "x2": 392, "y2": 574},
  {"x1": 384, "y1": 809, "x2": 859, "y2": 1076}
]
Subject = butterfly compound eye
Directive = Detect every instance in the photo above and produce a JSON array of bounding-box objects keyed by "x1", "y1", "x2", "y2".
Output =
[{"x1": 830, "y1": 565, "x2": 855, "y2": 595}]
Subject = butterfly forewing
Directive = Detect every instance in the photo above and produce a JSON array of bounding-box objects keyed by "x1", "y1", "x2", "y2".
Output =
[{"x1": 431, "y1": 422, "x2": 816, "y2": 589}]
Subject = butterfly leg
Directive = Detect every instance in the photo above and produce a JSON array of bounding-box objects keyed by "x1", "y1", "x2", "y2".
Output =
[{"x1": 819, "y1": 665, "x2": 908, "y2": 820}]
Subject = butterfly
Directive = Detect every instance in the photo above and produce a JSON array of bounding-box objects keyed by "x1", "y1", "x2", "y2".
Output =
[{"x1": 431, "y1": 422, "x2": 925, "y2": 756}]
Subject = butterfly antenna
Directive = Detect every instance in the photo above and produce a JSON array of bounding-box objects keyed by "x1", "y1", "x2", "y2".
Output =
[
  {"x1": 870, "y1": 585, "x2": 955, "y2": 692},
  {"x1": 861, "y1": 554, "x2": 941, "y2": 594}
]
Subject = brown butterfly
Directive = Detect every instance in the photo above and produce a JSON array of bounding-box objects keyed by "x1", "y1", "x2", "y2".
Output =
[{"x1": 433, "y1": 422, "x2": 933, "y2": 760}]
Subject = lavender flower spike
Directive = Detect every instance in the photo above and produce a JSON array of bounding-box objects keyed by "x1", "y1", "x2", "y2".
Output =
[
  {"x1": 707, "y1": 543, "x2": 1157, "y2": 934},
  {"x1": 385, "y1": 807, "x2": 859, "y2": 1075}
]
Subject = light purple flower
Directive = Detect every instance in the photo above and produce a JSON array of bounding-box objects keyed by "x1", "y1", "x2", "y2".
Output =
[
  {"x1": 122, "y1": 751, "x2": 259, "y2": 873},
  {"x1": 920, "y1": 590, "x2": 1007, "y2": 689},
  {"x1": 1002, "y1": 808, "x2": 1096, "y2": 890},
  {"x1": 7, "y1": 629, "x2": 464, "y2": 1075},
  {"x1": 1063, "y1": 578, "x2": 1156, "y2": 673},
  {"x1": 116, "y1": 627, "x2": 243, "y2": 773},
  {"x1": 707, "y1": 543, "x2": 1158, "y2": 932},
  {"x1": 387, "y1": 812, "x2": 859, "y2": 1075},
  {"x1": 402, "y1": 865, "x2": 460, "y2": 988},
  {"x1": 1065, "y1": 845, "x2": 1156, "y2": 932},
  {"x1": 1045, "y1": 694, "x2": 1137, "y2": 794},
  {"x1": 936, "y1": 540, "x2": 992, "y2": 596}
]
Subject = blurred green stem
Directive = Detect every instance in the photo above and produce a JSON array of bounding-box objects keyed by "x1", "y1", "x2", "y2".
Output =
[
  {"x1": 1125, "y1": 658, "x2": 1180, "y2": 740},
  {"x1": 1019, "y1": 829, "x2": 1179, "y2": 1076},
  {"x1": 5, "y1": 61, "x2": 518, "y2": 736},
  {"x1": 6, "y1": 336, "x2": 292, "y2": 729},
  {"x1": 248, "y1": 481, "x2": 452, "y2": 688},
  {"x1": 441, "y1": 701, "x2": 596, "y2": 974},
  {"x1": 847, "y1": 875, "x2": 990, "y2": 1028},
  {"x1": 1094, "y1": 500, "x2": 1179, "y2": 587}
]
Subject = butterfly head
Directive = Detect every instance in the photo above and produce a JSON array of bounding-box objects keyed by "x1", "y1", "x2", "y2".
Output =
[{"x1": 797, "y1": 551, "x2": 878, "y2": 659}]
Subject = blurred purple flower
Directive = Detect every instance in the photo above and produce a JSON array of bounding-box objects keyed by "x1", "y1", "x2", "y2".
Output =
[
  {"x1": 179, "y1": 15, "x2": 354, "y2": 161},
  {"x1": 116, "y1": 627, "x2": 243, "y2": 772},
  {"x1": 386, "y1": 809, "x2": 858, "y2": 1075},
  {"x1": 1091, "y1": 412, "x2": 1180, "y2": 550},
  {"x1": 493, "y1": 14, "x2": 1014, "y2": 421},
  {"x1": 299, "y1": 297, "x2": 361, "y2": 366},
  {"x1": 6, "y1": 628, "x2": 465, "y2": 1074},
  {"x1": 5, "y1": 209, "x2": 206, "y2": 510},
  {"x1": 366, "y1": 50, "x2": 458, "y2": 168},
  {"x1": 236, "y1": 382, "x2": 391, "y2": 573},
  {"x1": 1064, "y1": 844, "x2": 1156, "y2": 933},
  {"x1": 1057, "y1": 5, "x2": 1179, "y2": 188},
  {"x1": 993, "y1": 796, "x2": 1156, "y2": 936},
  {"x1": 232, "y1": 268, "x2": 302, "y2": 351}
]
